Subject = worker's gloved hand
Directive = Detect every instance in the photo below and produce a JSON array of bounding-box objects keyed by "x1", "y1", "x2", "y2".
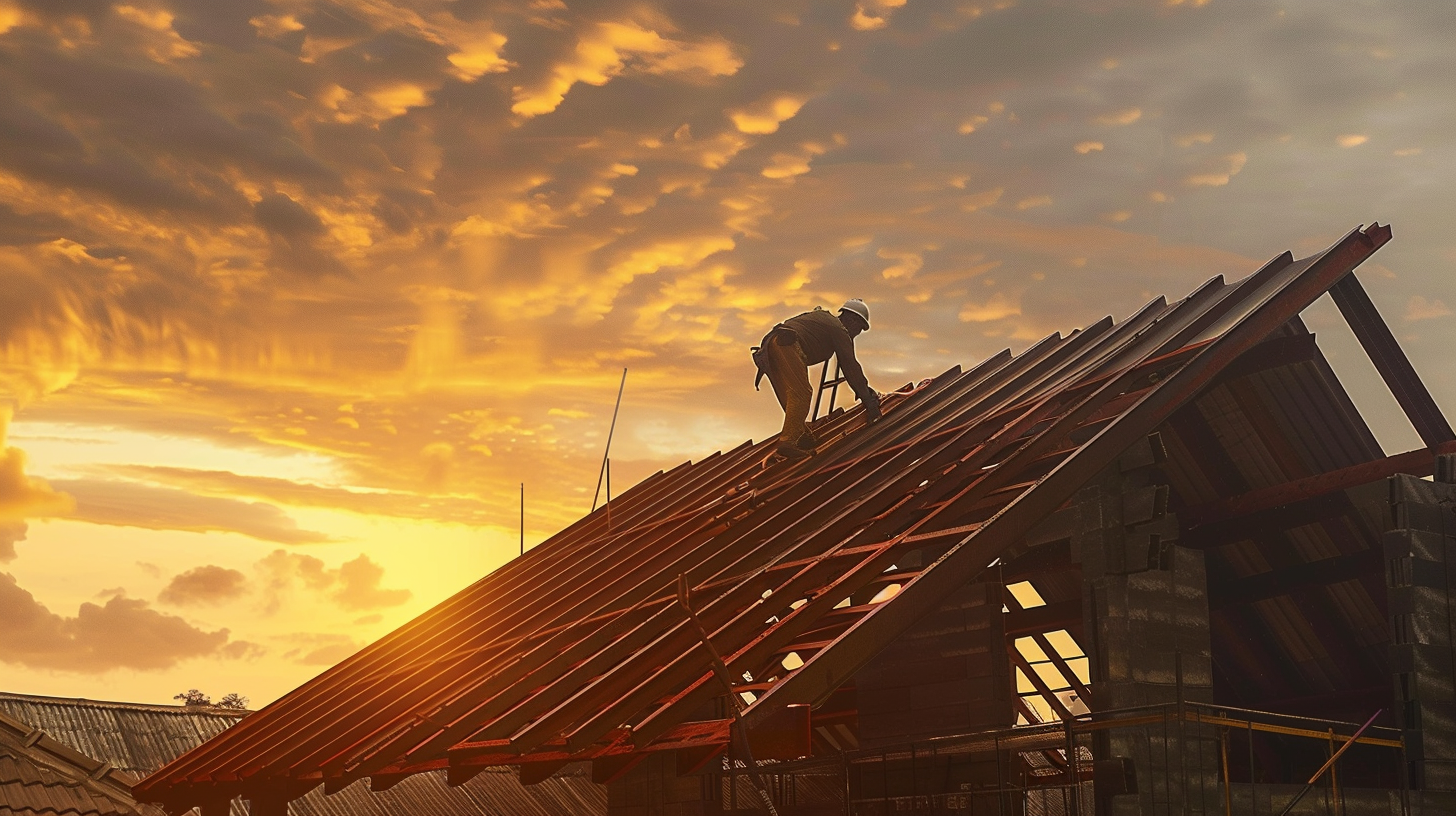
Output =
[{"x1": 862, "y1": 393, "x2": 882, "y2": 424}]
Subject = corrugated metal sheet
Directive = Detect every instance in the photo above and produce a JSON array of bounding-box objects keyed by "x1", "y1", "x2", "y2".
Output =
[
  {"x1": 0, "y1": 701, "x2": 152, "y2": 816},
  {"x1": 0, "y1": 695, "x2": 604, "y2": 816},
  {"x1": 0, "y1": 696, "x2": 243, "y2": 780},
  {"x1": 134, "y1": 225, "x2": 1415, "y2": 811}
]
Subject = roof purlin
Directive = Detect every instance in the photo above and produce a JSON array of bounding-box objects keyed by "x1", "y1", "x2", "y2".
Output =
[{"x1": 741, "y1": 225, "x2": 1388, "y2": 721}]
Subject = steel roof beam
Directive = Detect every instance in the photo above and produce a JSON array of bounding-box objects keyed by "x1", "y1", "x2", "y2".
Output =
[{"x1": 1329, "y1": 271, "x2": 1455, "y2": 447}]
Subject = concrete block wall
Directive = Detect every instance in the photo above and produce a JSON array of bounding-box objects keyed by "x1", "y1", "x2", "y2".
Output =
[
  {"x1": 1385, "y1": 473, "x2": 1456, "y2": 802},
  {"x1": 854, "y1": 574, "x2": 1012, "y2": 749},
  {"x1": 608, "y1": 752, "x2": 717, "y2": 816},
  {"x1": 1076, "y1": 438, "x2": 1220, "y2": 816}
]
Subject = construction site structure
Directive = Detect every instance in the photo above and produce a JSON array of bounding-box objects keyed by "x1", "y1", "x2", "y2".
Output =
[{"x1": 135, "y1": 225, "x2": 1455, "y2": 815}]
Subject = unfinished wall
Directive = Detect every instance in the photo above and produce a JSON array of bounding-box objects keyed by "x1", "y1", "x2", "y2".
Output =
[
  {"x1": 1385, "y1": 471, "x2": 1456, "y2": 807},
  {"x1": 1076, "y1": 439, "x2": 1220, "y2": 816},
  {"x1": 853, "y1": 570, "x2": 1012, "y2": 749}
]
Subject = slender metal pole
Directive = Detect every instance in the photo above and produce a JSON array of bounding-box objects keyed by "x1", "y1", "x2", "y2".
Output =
[
  {"x1": 995, "y1": 732, "x2": 1004, "y2": 816},
  {"x1": 1220, "y1": 728, "x2": 1231, "y2": 816},
  {"x1": 591, "y1": 368, "x2": 627, "y2": 512},
  {"x1": 1065, "y1": 715, "x2": 1080, "y2": 816},
  {"x1": 520, "y1": 483, "x2": 524, "y2": 556},
  {"x1": 1248, "y1": 720, "x2": 1255, "y2": 815},
  {"x1": 1276, "y1": 709, "x2": 1383, "y2": 816},
  {"x1": 826, "y1": 358, "x2": 843, "y2": 414},
  {"x1": 812, "y1": 361, "x2": 830, "y2": 421},
  {"x1": 675, "y1": 575, "x2": 780, "y2": 816},
  {"x1": 605, "y1": 458, "x2": 612, "y2": 532}
]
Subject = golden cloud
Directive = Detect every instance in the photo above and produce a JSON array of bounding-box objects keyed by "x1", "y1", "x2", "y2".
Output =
[
  {"x1": 1405, "y1": 296, "x2": 1451, "y2": 322},
  {"x1": 850, "y1": 0, "x2": 908, "y2": 31},
  {"x1": 513, "y1": 21, "x2": 742, "y2": 117},
  {"x1": 258, "y1": 550, "x2": 411, "y2": 614},
  {"x1": 1094, "y1": 108, "x2": 1142, "y2": 126},
  {"x1": 0, "y1": 407, "x2": 73, "y2": 522},
  {"x1": 0, "y1": 574, "x2": 236, "y2": 673},
  {"x1": 958, "y1": 292, "x2": 1022, "y2": 323},
  {"x1": 1186, "y1": 152, "x2": 1248, "y2": 187},
  {"x1": 728, "y1": 94, "x2": 808, "y2": 135}
]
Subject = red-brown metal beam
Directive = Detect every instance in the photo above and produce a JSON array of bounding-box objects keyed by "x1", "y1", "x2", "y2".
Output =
[
  {"x1": 1329, "y1": 272, "x2": 1455, "y2": 447},
  {"x1": 1209, "y1": 548, "x2": 1382, "y2": 612},
  {"x1": 1183, "y1": 440, "x2": 1456, "y2": 531}
]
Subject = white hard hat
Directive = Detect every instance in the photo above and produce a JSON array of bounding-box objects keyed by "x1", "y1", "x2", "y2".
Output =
[{"x1": 839, "y1": 298, "x2": 871, "y2": 330}]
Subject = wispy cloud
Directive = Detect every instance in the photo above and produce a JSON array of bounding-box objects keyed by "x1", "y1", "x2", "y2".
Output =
[
  {"x1": 0, "y1": 574, "x2": 240, "y2": 673},
  {"x1": 46, "y1": 479, "x2": 332, "y2": 544}
]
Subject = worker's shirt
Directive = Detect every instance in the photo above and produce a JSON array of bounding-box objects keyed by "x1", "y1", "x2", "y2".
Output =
[{"x1": 776, "y1": 308, "x2": 875, "y2": 402}]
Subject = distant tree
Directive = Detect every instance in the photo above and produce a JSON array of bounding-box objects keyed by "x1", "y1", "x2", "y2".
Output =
[
  {"x1": 173, "y1": 690, "x2": 249, "y2": 710},
  {"x1": 173, "y1": 689, "x2": 211, "y2": 706}
]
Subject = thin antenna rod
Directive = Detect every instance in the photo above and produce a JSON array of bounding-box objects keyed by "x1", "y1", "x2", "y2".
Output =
[
  {"x1": 591, "y1": 368, "x2": 627, "y2": 512},
  {"x1": 605, "y1": 458, "x2": 612, "y2": 532},
  {"x1": 519, "y1": 482, "x2": 524, "y2": 556}
]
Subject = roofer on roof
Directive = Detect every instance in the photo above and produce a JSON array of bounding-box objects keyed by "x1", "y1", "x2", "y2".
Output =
[{"x1": 753, "y1": 299, "x2": 881, "y2": 462}]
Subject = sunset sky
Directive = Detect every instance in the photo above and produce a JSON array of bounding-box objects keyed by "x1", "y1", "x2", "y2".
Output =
[{"x1": 1, "y1": 0, "x2": 1452, "y2": 707}]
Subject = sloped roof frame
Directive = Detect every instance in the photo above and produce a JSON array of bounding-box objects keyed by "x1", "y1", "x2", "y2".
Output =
[{"x1": 138, "y1": 225, "x2": 1395, "y2": 813}]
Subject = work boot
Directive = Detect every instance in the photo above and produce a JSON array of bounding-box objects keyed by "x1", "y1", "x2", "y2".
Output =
[
  {"x1": 795, "y1": 432, "x2": 820, "y2": 452},
  {"x1": 773, "y1": 440, "x2": 811, "y2": 462}
]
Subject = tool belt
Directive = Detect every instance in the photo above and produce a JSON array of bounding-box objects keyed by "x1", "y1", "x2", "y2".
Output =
[{"x1": 750, "y1": 325, "x2": 796, "y2": 390}]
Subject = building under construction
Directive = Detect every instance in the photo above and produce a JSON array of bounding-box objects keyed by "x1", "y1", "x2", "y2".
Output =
[{"x1": 137, "y1": 224, "x2": 1455, "y2": 815}]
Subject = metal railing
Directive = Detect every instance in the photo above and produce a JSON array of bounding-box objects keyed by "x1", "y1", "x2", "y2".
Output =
[{"x1": 717, "y1": 701, "x2": 1408, "y2": 816}]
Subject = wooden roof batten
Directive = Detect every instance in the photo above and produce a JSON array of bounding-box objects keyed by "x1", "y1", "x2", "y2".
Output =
[{"x1": 137, "y1": 224, "x2": 1437, "y2": 815}]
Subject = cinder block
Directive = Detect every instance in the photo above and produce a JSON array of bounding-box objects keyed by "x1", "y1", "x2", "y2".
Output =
[
  {"x1": 1420, "y1": 760, "x2": 1456, "y2": 792},
  {"x1": 1390, "y1": 474, "x2": 1456, "y2": 508},
  {"x1": 1391, "y1": 643, "x2": 1456, "y2": 677},
  {"x1": 1121, "y1": 484, "x2": 1167, "y2": 526},
  {"x1": 1393, "y1": 501, "x2": 1456, "y2": 534},
  {"x1": 1385, "y1": 529, "x2": 1448, "y2": 562}
]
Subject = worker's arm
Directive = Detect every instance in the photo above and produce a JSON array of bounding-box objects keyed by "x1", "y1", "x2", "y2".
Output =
[{"x1": 831, "y1": 334, "x2": 881, "y2": 422}]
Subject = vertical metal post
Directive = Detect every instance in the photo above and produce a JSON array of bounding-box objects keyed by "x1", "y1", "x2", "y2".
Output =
[
  {"x1": 1176, "y1": 651, "x2": 1188, "y2": 816},
  {"x1": 605, "y1": 458, "x2": 612, "y2": 532},
  {"x1": 842, "y1": 752, "x2": 851, "y2": 816},
  {"x1": 520, "y1": 482, "x2": 524, "y2": 556},
  {"x1": 591, "y1": 368, "x2": 627, "y2": 512},
  {"x1": 812, "y1": 360, "x2": 830, "y2": 421},
  {"x1": 995, "y1": 732, "x2": 1005, "y2": 816},
  {"x1": 1398, "y1": 734, "x2": 1410, "y2": 816},
  {"x1": 1220, "y1": 728, "x2": 1231, "y2": 816},
  {"x1": 1327, "y1": 728, "x2": 1336, "y2": 814},
  {"x1": 675, "y1": 575, "x2": 779, "y2": 816},
  {"x1": 909, "y1": 742, "x2": 916, "y2": 812},
  {"x1": 827, "y1": 358, "x2": 843, "y2": 414},
  {"x1": 1247, "y1": 721, "x2": 1255, "y2": 815},
  {"x1": 1065, "y1": 715, "x2": 1081, "y2": 816}
]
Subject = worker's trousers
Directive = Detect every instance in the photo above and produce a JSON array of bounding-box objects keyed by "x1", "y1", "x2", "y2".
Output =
[{"x1": 761, "y1": 333, "x2": 813, "y2": 448}]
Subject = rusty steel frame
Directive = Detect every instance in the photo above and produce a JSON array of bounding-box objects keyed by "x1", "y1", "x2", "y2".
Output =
[{"x1": 138, "y1": 226, "x2": 1403, "y2": 814}]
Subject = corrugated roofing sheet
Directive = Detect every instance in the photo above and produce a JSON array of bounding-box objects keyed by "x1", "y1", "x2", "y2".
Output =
[
  {"x1": 136, "y1": 225, "x2": 1406, "y2": 812},
  {"x1": 0, "y1": 695, "x2": 604, "y2": 816},
  {"x1": 0, "y1": 701, "x2": 151, "y2": 816}
]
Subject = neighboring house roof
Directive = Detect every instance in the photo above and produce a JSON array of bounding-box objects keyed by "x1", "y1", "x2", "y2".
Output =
[
  {"x1": 0, "y1": 694, "x2": 603, "y2": 816},
  {"x1": 0, "y1": 702, "x2": 151, "y2": 816},
  {"x1": 134, "y1": 225, "x2": 1435, "y2": 812}
]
